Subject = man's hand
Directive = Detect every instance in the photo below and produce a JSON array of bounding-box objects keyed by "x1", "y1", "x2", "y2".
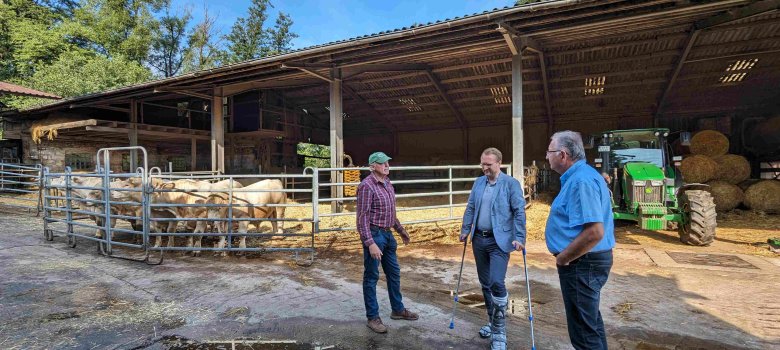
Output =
[
  {"x1": 459, "y1": 233, "x2": 469, "y2": 242},
  {"x1": 555, "y1": 254, "x2": 570, "y2": 267},
  {"x1": 512, "y1": 240, "x2": 525, "y2": 252},
  {"x1": 401, "y1": 235, "x2": 410, "y2": 245},
  {"x1": 368, "y1": 243, "x2": 382, "y2": 260}
]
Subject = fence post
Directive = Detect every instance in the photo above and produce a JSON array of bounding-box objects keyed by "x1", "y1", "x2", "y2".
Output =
[
  {"x1": 311, "y1": 168, "x2": 319, "y2": 235},
  {"x1": 102, "y1": 150, "x2": 113, "y2": 255},
  {"x1": 448, "y1": 167, "x2": 454, "y2": 219},
  {"x1": 36, "y1": 164, "x2": 44, "y2": 216},
  {"x1": 42, "y1": 167, "x2": 51, "y2": 240},
  {"x1": 65, "y1": 167, "x2": 73, "y2": 242}
]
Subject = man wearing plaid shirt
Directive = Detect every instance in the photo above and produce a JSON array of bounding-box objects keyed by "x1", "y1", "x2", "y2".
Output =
[{"x1": 357, "y1": 151, "x2": 418, "y2": 334}]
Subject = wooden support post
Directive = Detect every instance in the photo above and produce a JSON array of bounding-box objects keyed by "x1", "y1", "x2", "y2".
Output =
[
  {"x1": 191, "y1": 138, "x2": 197, "y2": 171},
  {"x1": 330, "y1": 69, "x2": 344, "y2": 213},
  {"x1": 212, "y1": 90, "x2": 225, "y2": 174},
  {"x1": 512, "y1": 54, "x2": 525, "y2": 186},
  {"x1": 129, "y1": 99, "x2": 138, "y2": 171}
]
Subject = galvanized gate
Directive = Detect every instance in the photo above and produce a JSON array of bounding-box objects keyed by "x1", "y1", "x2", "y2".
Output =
[
  {"x1": 43, "y1": 147, "x2": 157, "y2": 263},
  {"x1": 0, "y1": 162, "x2": 43, "y2": 214}
]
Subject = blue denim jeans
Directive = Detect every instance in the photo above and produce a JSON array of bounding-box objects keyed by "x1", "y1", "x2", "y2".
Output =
[
  {"x1": 363, "y1": 227, "x2": 404, "y2": 320},
  {"x1": 472, "y1": 234, "x2": 510, "y2": 317},
  {"x1": 557, "y1": 249, "x2": 613, "y2": 350}
]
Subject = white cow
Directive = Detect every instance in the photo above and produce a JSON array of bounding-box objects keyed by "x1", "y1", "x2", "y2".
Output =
[
  {"x1": 206, "y1": 179, "x2": 286, "y2": 255},
  {"x1": 111, "y1": 177, "x2": 243, "y2": 255}
]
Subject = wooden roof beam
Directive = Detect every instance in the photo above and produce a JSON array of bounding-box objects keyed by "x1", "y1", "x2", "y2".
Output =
[
  {"x1": 425, "y1": 70, "x2": 467, "y2": 129},
  {"x1": 694, "y1": 0, "x2": 780, "y2": 30},
  {"x1": 342, "y1": 83, "x2": 398, "y2": 132},
  {"x1": 153, "y1": 87, "x2": 211, "y2": 100},
  {"x1": 281, "y1": 64, "x2": 333, "y2": 83}
]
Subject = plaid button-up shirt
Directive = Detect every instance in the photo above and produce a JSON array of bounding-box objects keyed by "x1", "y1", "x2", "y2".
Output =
[{"x1": 356, "y1": 174, "x2": 408, "y2": 247}]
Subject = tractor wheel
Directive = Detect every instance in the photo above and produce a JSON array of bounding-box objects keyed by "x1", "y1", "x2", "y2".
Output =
[{"x1": 678, "y1": 190, "x2": 717, "y2": 246}]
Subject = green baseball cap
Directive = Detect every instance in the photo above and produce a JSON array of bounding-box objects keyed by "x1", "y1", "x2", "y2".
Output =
[{"x1": 368, "y1": 151, "x2": 392, "y2": 165}]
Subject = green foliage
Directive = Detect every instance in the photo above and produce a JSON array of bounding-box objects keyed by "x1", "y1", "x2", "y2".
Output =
[
  {"x1": 149, "y1": 6, "x2": 191, "y2": 77},
  {"x1": 67, "y1": 0, "x2": 167, "y2": 63},
  {"x1": 0, "y1": 0, "x2": 298, "y2": 109},
  {"x1": 181, "y1": 5, "x2": 221, "y2": 73},
  {"x1": 515, "y1": 0, "x2": 541, "y2": 5},
  {"x1": 0, "y1": 0, "x2": 68, "y2": 80},
  {"x1": 297, "y1": 142, "x2": 330, "y2": 168},
  {"x1": 4, "y1": 50, "x2": 151, "y2": 109},
  {"x1": 267, "y1": 12, "x2": 297, "y2": 56},
  {"x1": 224, "y1": 0, "x2": 271, "y2": 63},
  {"x1": 222, "y1": 0, "x2": 298, "y2": 63}
]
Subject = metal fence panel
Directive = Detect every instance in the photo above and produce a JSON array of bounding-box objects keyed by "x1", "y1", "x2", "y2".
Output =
[{"x1": 0, "y1": 162, "x2": 42, "y2": 214}]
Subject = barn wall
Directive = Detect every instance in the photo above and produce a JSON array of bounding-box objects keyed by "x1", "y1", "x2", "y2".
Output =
[{"x1": 23, "y1": 135, "x2": 210, "y2": 173}]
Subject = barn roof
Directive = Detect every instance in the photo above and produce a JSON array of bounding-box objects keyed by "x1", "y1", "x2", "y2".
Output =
[
  {"x1": 14, "y1": 0, "x2": 780, "y2": 134},
  {"x1": 0, "y1": 82, "x2": 61, "y2": 99}
]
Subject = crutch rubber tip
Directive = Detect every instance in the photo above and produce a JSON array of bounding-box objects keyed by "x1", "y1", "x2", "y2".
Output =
[{"x1": 448, "y1": 322, "x2": 454, "y2": 329}]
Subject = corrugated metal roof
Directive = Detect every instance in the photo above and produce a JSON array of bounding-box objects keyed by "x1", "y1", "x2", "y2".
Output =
[{"x1": 0, "y1": 82, "x2": 61, "y2": 99}]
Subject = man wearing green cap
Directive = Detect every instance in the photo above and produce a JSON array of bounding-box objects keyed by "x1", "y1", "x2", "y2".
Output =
[{"x1": 357, "y1": 151, "x2": 418, "y2": 334}]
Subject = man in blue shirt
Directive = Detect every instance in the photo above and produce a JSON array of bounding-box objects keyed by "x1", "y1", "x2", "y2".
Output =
[
  {"x1": 460, "y1": 147, "x2": 526, "y2": 350},
  {"x1": 545, "y1": 131, "x2": 615, "y2": 350}
]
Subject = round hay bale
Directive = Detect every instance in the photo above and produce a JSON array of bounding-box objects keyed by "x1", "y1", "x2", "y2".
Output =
[
  {"x1": 738, "y1": 179, "x2": 761, "y2": 192},
  {"x1": 714, "y1": 154, "x2": 751, "y2": 184},
  {"x1": 706, "y1": 180, "x2": 744, "y2": 212},
  {"x1": 680, "y1": 155, "x2": 718, "y2": 183},
  {"x1": 690, "y1": 130, "x2": 729, "y2": 157},
  {"x1": 744, "y1": 180, "x2": 780, "y2": 213}
]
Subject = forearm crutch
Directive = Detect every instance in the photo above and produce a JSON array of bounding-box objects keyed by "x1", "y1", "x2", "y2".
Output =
[
  {"x1": 448, "y1": 236, "x2": 469, "y2": 329},
  {"x1": 522, "y1": 248, "x2": 536, "y2": 350}
]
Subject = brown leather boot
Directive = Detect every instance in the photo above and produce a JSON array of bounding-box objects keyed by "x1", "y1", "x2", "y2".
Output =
[
  {"x1": 367, "y1": 317, "x2": 388, "y2": 333},
  {"x1": 390, "y1": 308, "x2": 419, "y2": 320}
]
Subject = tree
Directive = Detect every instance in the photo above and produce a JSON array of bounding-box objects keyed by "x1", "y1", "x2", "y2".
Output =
[
  {"x1": 0, "y1": 0, "x2": 69, "y2": 80},
  {"x1": 223, "y1": 0, "x2": 270, "y2": 63},
  {"x1": 5, "y1": 50, "x2": 151, "y2": 109},
  {"x1": 181, "y1": 5, "x2": 221, "y2": 73},
  {"x1": 267, "y1": 12, "x2": 297, "y2": 56},
  {"x1": 148, "y1": 5, "x2": 191, "y2": 77},
  {"x1": 66, "y1": 0, "x2": 167, "y2": 64}
]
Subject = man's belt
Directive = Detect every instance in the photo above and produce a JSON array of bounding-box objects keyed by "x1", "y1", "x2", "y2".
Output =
[
  {"x1": 475, "y1": 229, "x2": 493, "y2": 237},
  {"x1": 371, "y1": 224, "x2": 391, "y2": 231}
]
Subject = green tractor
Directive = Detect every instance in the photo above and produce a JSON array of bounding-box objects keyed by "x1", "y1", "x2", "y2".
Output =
[{"x1": 593, "y1": 128, "x2": 716, "y2": 246}]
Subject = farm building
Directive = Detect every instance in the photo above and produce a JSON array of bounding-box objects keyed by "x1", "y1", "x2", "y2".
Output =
[{"x1": 1, "y1": 0, "x2": 778, "y2": 183}]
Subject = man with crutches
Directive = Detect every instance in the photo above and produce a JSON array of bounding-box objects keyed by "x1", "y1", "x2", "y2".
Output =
[
  {"x1": 459, "y1": 147, "x2": 526, "y2": 350},
  {"x1": 545, "y1": 131, "x2": 615, "y2": 350}
]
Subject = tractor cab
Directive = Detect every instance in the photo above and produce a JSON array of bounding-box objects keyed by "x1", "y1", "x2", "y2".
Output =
[{"x1": 591, "y1": 128, "x2": 715, "y2": 246}]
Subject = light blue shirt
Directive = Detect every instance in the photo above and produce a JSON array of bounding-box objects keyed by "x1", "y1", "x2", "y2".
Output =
[
  {"x1": 545, "y1": 160, "x2": 615, "y2": 254},
  {"x1": 476, "y1": 181, "x2": 497, "y2": 231}
]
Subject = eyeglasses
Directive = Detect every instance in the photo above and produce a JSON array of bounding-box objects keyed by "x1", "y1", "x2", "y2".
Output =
[
  {"x1": 480, "y1": 162, "x2": 497, "y2": 167},
  {"x1": 546, "y1": 149, "x2": 563, "y2": 154}
]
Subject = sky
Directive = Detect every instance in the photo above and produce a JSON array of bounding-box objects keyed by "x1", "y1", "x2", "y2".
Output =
[{"x1": 170, "y1": 0, "x2": 516, "y2": 50}]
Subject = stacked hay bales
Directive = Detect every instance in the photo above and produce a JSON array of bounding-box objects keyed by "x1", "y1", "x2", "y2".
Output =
[
  {"x1": 706, "y1": 180, "x2": 744, "y2": 212},
  {"x1": 744, "y1": 180, "x2": 780, "y2": 213},
  {"x1": 680, "y1": 155, "x2": 718, "y2": 183},
  {"x1": 713, "y1": 154, "x2": 751, "y2": 184},
  {"x1": 690, "y1": 130, "x2": 729, "y2": 157},
  {"x1": 680, "y1": 130, "x2": 730, "y2": 184}
]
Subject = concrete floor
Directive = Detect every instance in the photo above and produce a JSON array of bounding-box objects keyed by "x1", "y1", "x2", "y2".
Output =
[{"x1": 1, "y1": 210, "x2": 779, "y2": 350}]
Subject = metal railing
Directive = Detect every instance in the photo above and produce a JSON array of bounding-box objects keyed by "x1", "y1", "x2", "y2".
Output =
[
  {"x1": 307, "y1": 164, "x2": 512, "y2": 233},
  {"x1": 0, "y1": 162, "x2": 43, "y2": 214},
  {"x1": 145, "y1": 172, "x2": 315, "y2": 262},
  {"x1": 38, "y1": 146, "x2": 545, "y2": 265}
]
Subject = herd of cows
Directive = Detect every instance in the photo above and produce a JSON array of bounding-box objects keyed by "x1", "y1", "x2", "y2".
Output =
[{"x1": 47, "y1": 176, "x2": 289, "y2": 256}]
